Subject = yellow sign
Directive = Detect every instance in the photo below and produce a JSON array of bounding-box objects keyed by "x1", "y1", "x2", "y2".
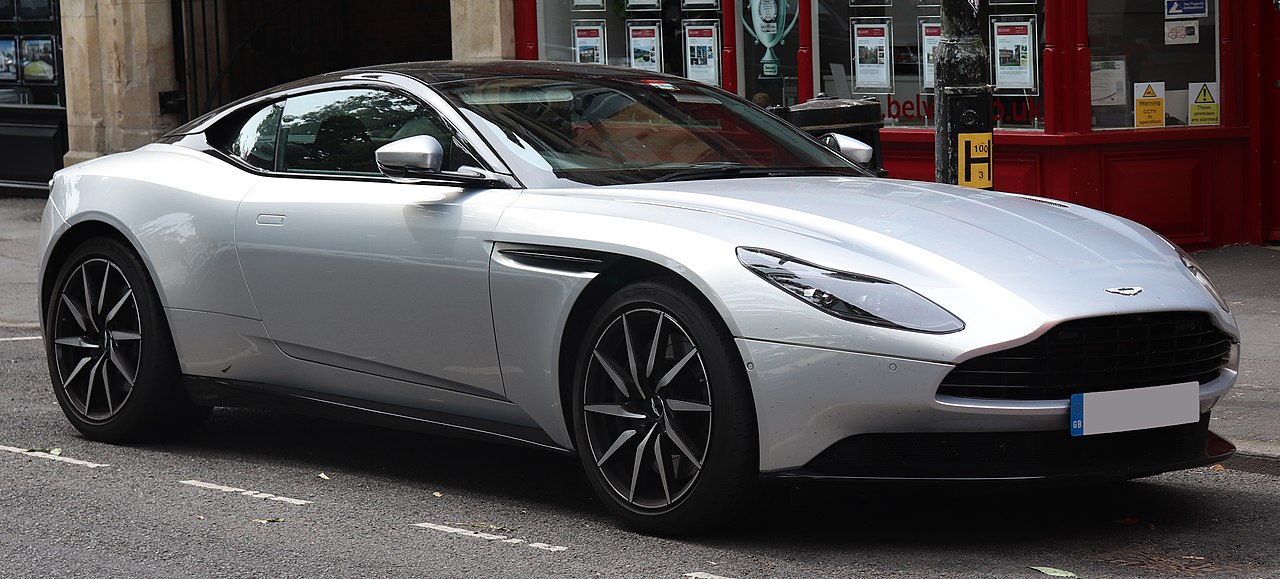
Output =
[
  {"x1": 958, "y1": 132, "x2": 993, "y2": 189},
  {"x1": 1134, "y1": 82, "x2": 1165, "y2": 128},
  {"x1": 1188, "y1": 82, "x2": 1219, "y2": 126}
]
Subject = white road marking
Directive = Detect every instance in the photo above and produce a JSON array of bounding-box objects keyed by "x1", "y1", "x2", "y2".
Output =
[
  {"x1": 412, "y1": 522, "x2": 568, "y2": 552},
  {"x1": 0, "y1": 336, "x2": 41, "y2": 342},
  {"x1": 0, "y1": 444, "x2": 109, "y2": 468},
  {"x1": 179, "y1": 479, "x2": 312, "y2": 505},
  {"x1": 685, "y1": 573, "x2": 737, "y2": 579}
]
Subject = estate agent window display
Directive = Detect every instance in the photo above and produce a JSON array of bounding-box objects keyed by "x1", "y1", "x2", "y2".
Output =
[
  {"x1": 0, "y1": 0, "x2": 62, "y2": 107},
  {"x1": 542, "y1": 0, "x2": 724, "y2": 87}
]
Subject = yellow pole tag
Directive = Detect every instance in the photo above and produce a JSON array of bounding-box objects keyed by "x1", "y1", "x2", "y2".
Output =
[{"x1": 957, "y1": 132, "x2": 993, "y2": 189}]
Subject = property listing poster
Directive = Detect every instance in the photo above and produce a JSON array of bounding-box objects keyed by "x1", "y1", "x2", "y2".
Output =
[
  {"x1": 683, "y1": 21, "x2": 719, "y2": 86},
  {"x1": 0, "y1": 37, "x2": 16, "y2": 81},
  {"x1": 920, "y1": 20, "x2": 941, "y2": 91},
  {"x1": 993, "y1": 20, "x2": 1035, "y2": 90},
  {"x1": 852, "y1": 21, "x2": 891, "y2": 90},
  {"x1": 627, "y1": 22, "x2": 662, "y2": 72},
  {"x1": 573, "y1": 22, "x2": 606, "y2": 65}
]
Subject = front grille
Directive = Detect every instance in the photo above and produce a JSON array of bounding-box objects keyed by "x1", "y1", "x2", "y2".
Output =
[{"x1": 939, "y1": 312, "x2": 1233, "y2": 401}]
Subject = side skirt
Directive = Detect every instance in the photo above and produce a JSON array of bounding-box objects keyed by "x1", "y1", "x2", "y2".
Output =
[{"x1": 183, "y1": 375, "x2": 573, "y2": 454}]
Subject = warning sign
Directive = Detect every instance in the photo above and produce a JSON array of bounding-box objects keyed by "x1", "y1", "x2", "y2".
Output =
[
  {"x1": 1134, "y1": 82, "x2": 1165, "y2": 128},
  {"x1": 1188, "y1": 82, "x2": 1219, "y2": 126},
  {"x1": 958, "y1": 132, "x2": 993, "y2": 189}
]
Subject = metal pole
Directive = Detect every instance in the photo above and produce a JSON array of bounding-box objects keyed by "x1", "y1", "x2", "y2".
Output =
[{"x1": 935, "y1": 0, "x2": 993, "y2": 190}]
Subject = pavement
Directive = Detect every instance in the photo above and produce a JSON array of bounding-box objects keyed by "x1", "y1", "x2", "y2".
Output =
[{"x1": 1, "y1": 196, "x2": 1276, "y2": 459}]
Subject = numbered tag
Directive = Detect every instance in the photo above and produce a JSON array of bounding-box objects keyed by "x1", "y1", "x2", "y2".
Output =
[{"x1": 958, "y1": 132, "x2": 992, "y2": 189}]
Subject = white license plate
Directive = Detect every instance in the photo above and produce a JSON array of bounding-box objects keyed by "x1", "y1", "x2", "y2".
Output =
[{"x1": 1069, "y1": 382, "x2": 1199, "y2": 436}]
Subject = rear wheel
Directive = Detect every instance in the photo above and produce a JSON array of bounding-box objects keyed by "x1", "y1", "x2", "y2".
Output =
[
  {"x1": 45, "y1": 237, "x2": 208, "y2": 442},
  {"x1": 573, "y1": 280, "x2": 757, "y2": 535}
]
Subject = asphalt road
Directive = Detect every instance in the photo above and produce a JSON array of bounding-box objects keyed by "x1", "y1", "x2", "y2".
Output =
[{"x1": 3, "y1": 197, "x2": 1280, "y2": 577}]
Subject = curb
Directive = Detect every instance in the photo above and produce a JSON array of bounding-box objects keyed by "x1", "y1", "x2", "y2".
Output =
[{"x1": 1232, "y1": 440, "x2": 1280, "y2": 461}]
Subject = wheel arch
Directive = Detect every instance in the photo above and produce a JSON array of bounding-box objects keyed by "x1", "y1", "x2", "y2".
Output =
[
  {"x1": 554, "y1": 255, "x2": 758, "y2": 453},
  {"x1": 40, "y1": 220, "x2": 161, "y2": 327}
]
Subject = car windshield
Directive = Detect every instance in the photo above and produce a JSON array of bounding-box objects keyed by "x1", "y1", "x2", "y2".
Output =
[{"x1": 436, "y1": 76, "x2": 869, "y2": 185}]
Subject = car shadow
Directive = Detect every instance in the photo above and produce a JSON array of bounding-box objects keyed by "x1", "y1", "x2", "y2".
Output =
[{"x1": 139, "y1": 407, "x2": 598, "y2": 514}]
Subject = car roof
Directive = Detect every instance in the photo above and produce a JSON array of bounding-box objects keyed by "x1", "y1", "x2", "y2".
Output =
[{"x1": 166, "y1": 60, "x2": 690, "y2": 137}]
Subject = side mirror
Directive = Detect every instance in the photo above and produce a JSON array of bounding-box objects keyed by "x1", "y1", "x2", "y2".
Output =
[
  {"x1": 376, "y1": 135, "x2": 445, "y2": 182},
  {"x1": 820, "y1": 133, "x2": 874, "y2": 164}
]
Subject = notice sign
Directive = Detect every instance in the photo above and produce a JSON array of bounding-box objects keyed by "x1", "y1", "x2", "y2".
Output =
[
  {"x1": 1188, "y1": 82, "x2": 1219, "y2": 126},
  {"x1": 627, "y1": 22, "x2": 662, "y2": 72},
  {"x1": 573, "y1": 22, "x2": 606, "y2": 65},
  {"x1": 683, "y1": 21, "x2": 719, "y2": 86},
  {"x1": 1134, "y1": 82, "x2": 1165, "y2": 128},
  {"x1": 920, "y1": 21, "x2": 942, "y2": 91},
  {"x1": 853, "y1": 22, "x2": 891, "y2": 90},
  {"x1": 958, "y1": 132, "x2": 993, "y2": 189},
  {"x1": 1165, "y1": 0, "x2": 1207, "y2": 19},
  {"x1": 993, "y1": 21, "x2": 1035, "y2": 90},
  {"x1": 1164, "y1": 20, "x2": 1199, "y2": 45}
]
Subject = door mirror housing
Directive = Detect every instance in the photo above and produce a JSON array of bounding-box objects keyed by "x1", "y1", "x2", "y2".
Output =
[
  {"x1": 376, "y1": 135, "x2": 445, "y2": 182},
  {"x1": 820, "y1": 133, "x2": 874, "y2": 164}
]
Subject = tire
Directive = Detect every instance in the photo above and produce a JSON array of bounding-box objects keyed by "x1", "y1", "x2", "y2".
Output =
[
  {"x1": 44, "y1": 237, "x2": 209, "y2": 442},
  {"x1": 572, "y1": 280, "x2": 757, "y2": 535}
]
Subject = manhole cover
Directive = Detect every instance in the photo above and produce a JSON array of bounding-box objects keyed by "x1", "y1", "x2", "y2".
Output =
[{"x1": 1096, "y1": 551, "x2": 1248, "y2": 575}]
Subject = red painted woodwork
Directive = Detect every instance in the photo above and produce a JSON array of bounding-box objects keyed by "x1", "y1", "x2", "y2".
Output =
[
  {"x1": 875, "y1": 0, "x2": 1271, "y2": 249},
  {"x1": 1263, "y1": 2, "x2": 1280, "y2": 242},
  {"x1": 514, "y1": 0, "x2": 538, "y2": 60},
  {"x1": 721, "y1": 0, "x2": 738, "y2": 94},
  {"x1": 797, "y1": 0, "x2": 812, "y2": 102},
  {"x1": 880, "y1": 127, "x2": 1252, "y2": 249}
]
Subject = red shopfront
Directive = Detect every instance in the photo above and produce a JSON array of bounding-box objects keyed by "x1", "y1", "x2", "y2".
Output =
[{"x1": 514, "y1": 0, "x2": 1277, "y2": 249}]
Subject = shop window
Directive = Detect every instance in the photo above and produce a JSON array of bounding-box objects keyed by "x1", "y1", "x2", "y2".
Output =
[
  {"x1": 0, "y1": 0, "x2": 62, "y2": 107},
  {"x1": 818, "y1": 1, "x2": 1045, "y2": 130},
  {"x1": 1088, "y1": 0, "x2": 1219, "y2": 130},
  {"x1": 539, "y1": 1, "x2": 726, "y2": 88}
]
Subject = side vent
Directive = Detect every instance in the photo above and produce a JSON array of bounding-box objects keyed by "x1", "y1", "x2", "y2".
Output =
[{"x1": 495, "y1": 244, "x2": 615, "y2": 275}]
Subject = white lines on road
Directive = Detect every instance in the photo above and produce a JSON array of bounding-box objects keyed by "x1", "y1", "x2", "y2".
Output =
[
  {"x1": 685, "y1": 573, "x2": 737, "y2": 579},
  {"x1": 412, "y1": 522, "x2": 568, "y2": 552},
  {"x1": 0, "y1": 336, "x2": 41, "y2": 342},
  {"x1": 0, "y1": 444, "x2": 110, "y2": 468},
  {"x1": 179, "y1": 479, "x2": 312, "y2": 505}
]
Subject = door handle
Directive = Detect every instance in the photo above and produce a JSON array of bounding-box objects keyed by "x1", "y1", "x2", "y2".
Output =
[{"x1": 256, "y1": 214, "x2": 286, "y2": 226}]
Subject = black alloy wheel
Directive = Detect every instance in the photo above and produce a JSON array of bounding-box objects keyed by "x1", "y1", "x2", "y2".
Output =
[
  {"x1": 45, "y1": 237, "x2": 208, "y2": 441},
  {"x1": 574, "y1": 280, "x2": 757, "y2": 534}
]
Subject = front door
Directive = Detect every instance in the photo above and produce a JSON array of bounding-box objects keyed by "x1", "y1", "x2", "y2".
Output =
[{"x1": 234, "y1": 87, "x2": 518, "y2": 401}]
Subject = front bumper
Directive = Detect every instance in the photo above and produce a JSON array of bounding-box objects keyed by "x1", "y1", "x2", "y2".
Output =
[{"x1": 738, "y1": 339, "x2": 1236, "y2": 475}]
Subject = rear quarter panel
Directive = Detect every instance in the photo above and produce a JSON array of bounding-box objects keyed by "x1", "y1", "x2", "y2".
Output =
[{"x1": 43, "y1": 144, "x2": 260, "y2": 320}]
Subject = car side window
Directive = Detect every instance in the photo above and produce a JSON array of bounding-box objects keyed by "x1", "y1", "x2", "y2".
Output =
[
  {"x1": 278, "y1": 88, "x2": 476, "y2": 176},
  {"x1": 226, "y1": 103, "x2": 283, "y2": 171}
]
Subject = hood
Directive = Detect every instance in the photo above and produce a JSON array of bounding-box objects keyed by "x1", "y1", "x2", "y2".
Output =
[{"x1": 592, "y1": 176, "x2": 1231, "y2": 329}]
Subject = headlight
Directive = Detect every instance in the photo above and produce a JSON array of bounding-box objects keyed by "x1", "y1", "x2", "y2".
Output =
[
  {"x1": 1160, "y1": 236, "x2": 1229, "y2": 312},
  {"x1": 737, "y1": 247, "x2": 964, "y2": 333},
  {"x1": 1178, "y1": 247, "x2": 1230, "y2": 312}
]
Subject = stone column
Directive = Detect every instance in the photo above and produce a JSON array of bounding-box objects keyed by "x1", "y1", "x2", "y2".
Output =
[
  {"x1": 450, "y1": 0, "x2": 515, "y2": 60},
  {"x1": 61, "y1": 0, "x2": 181, "y2": 166}
]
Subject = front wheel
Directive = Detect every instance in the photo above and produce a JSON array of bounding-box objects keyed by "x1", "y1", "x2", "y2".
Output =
[
  {"x1": 45, "y1": 237, "x2": 208, "y2": 442},
  {"x1": 573, "y1": 280, "x2": 757, "y2": 535}
]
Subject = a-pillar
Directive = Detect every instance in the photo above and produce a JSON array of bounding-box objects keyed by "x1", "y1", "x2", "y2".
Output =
[{"x1": 61, "y1": 0, "x2": 181, "y2": 166}]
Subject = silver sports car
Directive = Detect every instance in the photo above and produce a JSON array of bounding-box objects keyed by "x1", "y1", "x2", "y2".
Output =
[{"x1": 38, "y1": 61, "x2": 1238, "y2": 534}]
